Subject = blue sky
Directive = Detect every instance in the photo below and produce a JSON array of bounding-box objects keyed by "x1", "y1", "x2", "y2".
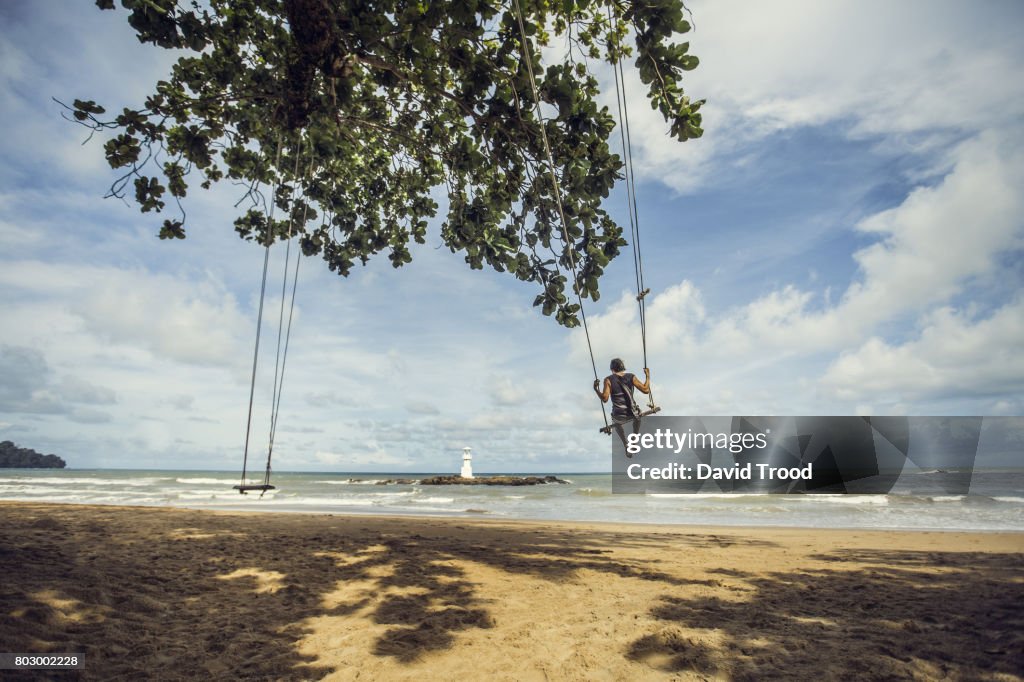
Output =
[{"x1": 0, "y1": 1, "x2": 1022, "y2": 473}]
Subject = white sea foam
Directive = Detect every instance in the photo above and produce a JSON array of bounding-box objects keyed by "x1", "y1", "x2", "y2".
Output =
[
  {"x1": 793, "y1": 495, "x2": 889, "y2": 505},
  {"x1": 575, "y1": 488, "x2": 612, "y2": 496},
  {"x1": 2, "y1": 469, "x2": 1020, "y2": 531},
  {"x1": 0, "y1": 485, "x2": 75, "y2": 495},
  {"x1": 175, "y1": 477, "x2": 239, "y2": 485},
  {"x1": 387, "y1": 505, "x2": 476, "y2": 514},
  {"x1": 648, "y1": 493, "x2": 772, "y2": 499},
  {"x1": 279, "y1": 496, "x2": 385, "y2": 507},
  {"x1": 0, "y1": 476, "x2": 166, "y2": 486},
  {"x1": 325, "y1": 479, "x2": 421, "y2": 485},
  {"x1": 0, "y1": 486, "x2": 159, "y2": 498}
]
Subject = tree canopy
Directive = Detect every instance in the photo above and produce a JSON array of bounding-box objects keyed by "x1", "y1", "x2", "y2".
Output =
[{"x1": 70, "y1": 0, "x2": 703, "y2": 327}]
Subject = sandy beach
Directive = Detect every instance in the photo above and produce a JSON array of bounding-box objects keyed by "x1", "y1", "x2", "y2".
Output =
[{"x1": 1, "y1": 502, "x2": 1022, "y2": 680}]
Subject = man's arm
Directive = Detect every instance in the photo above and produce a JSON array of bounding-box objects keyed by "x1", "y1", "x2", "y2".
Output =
[
  {"x1": 593, "y1": 377, "x2": 612, "y2": 402},
  {"x1": 633, "y1": 368, "x2": 651, "y2": 394}
]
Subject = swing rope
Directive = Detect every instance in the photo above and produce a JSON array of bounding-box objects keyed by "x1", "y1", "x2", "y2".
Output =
[
  {"x1": 264, "y1": 152, "x2": 315, "y2": 491},
  {"x1": 607, "y1": 1, "x2": 655, "y2": 409},
  {"x1": 511, "y1": 0, "x2": 609, "y2": 429},
  {"x1": 238, "y1": 135, "x2": 312, "y2": 494},
  {"x1": 261, "y1": 140, "x2": 302, "y2": 490},
  {"x1": 240, "y1": 137, "x2": 284, "y2": 490}
]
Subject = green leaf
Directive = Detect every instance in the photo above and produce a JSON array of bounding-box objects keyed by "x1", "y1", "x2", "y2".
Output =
[{"x1": 72, "y1": 0, "x2": 703, "y2": 329}]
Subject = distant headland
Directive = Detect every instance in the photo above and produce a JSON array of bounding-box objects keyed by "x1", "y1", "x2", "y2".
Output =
[{"x1": 0, "y1": 441, "x2": 66, "y2": 468}]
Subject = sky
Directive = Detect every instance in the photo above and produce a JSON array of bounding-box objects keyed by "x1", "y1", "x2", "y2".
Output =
[{"x1": 0, "y1": 1, "x2": 1022, "y2": 473}]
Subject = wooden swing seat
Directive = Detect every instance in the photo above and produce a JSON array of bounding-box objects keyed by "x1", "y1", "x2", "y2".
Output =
[
  {"x1": 599, "y1": 406, "x2": 661, "y2": 434},
  {"x1": 233, "y1": 484, "x2": 276, "y2": 493}
]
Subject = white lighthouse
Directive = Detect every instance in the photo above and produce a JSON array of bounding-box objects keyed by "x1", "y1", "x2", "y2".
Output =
[{"x1": 460, "y1": 447, "x2": 474, "y2": 479}]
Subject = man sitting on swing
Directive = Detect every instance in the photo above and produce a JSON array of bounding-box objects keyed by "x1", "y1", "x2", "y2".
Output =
[{"x1": 594, "y1": 358, "x2": 651, "y2": 451}]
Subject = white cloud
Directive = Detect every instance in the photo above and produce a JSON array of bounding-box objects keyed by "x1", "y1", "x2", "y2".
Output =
[
  {"x1": 573, "y1": 131, "x2": 1024, "y2": 413},
  {"x1": 305, "y1": 391, "x2": 358, "y2": 407},
  {"x1": 56, "y1": 375, "x2": 117, "y2": 405},
  {"x1": 68, "y1": 408, "x2": 115, "y2": 425},
  {"x1": 167, "y1": 394, "x2": 195, "y2": 411},
  {"x1": 712, "y1": 132, "x2": 1018, "y2": 355},
  {"x1": 621, "y1": 0, "x2": 1024, "y2": 192},
  {"x1": 0, "y1": 1, "x2": 1020, "y2": 470},
  {"x1": 672, "y1": 132, "x2": 1024, "y2": 357},
  {"x1": 405, "y1": 401, "x2": 440, "y2": 415},
  {"x1": 0, "y1": 345, "x2": 116, "y2": 418},
  {"x1": 312, "y1": 447, "x2": 412, "y2": 468},
  {"x1": 0, "y1": 261, "x2": 251, "y2": 367},
  {"x1": 820, "y1": 299, "x2": 1024, "y2": 404},
  {"x1": 489, "y1": 375, "x2": 530, "y2": 406},
  {"x1": 841, "y1": 132, "x2": 1024, "y2": 322}
]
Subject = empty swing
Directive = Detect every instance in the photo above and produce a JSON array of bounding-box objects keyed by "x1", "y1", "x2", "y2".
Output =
[{"x1": 235, "y1": 137, "x2": 312, "y2": 495}]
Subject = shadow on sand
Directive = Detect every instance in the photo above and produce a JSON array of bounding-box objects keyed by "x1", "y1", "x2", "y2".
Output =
[
  {"x1": 627, "y1": 548, "x2": 1024, "y2": 680},
  {"x1": 3, "y1": 504, "x2": 1021, "y2": 680},
  {"x1": 0, "y1": 504, "x2": 744, "y2": 680}
]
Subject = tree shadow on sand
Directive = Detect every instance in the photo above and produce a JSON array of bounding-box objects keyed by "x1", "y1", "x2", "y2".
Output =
[
  {"x1": 627, "y1": 548, "x2": 1024, "y2": 681},
  {"x1": 306, "y1": 526, "x2": 737, "y2": 663},
  {"x1": 0, "y1": 504, "x2": 754, "y2": 680}
]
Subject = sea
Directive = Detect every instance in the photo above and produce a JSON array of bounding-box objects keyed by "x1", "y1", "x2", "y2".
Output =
[{"x1": 1, "y1": 469, "x2": 1023, "y2": 532}]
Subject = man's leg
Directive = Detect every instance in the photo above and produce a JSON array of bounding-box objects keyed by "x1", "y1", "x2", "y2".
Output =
[{"x1": 613, "y1": 423, "x2": 632, "y2": 456}]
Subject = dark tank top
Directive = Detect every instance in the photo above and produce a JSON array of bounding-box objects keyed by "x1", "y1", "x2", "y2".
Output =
[{"x1": 609, "y1": 373, "x2": 636, "y2": 419}]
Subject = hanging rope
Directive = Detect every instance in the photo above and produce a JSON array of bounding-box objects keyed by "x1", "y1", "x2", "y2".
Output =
[
  {"x1": 263, "y1": 151, "x2": 315, "y2": 491},
  {"x1": 264, "y1": 141, "x2": 301, "y2": 476},
  {"x1": 511, "y1": 0, "x2": 609, "y2": 428},
  {"x1": 240, "y1": 137, "x2": 284, "y2": 490},
  {"x1": 607, "y1": 1, "x2": 655, "y2": 409}
]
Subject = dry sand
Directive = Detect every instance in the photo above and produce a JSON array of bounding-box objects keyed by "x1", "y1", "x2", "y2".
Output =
[{"x1": 0, "y1": 502, "x2": 1022, "y2": 681}]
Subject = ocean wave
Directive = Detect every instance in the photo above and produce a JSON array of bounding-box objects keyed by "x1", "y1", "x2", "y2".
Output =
[
  {"x1": 574, "y1": 488, "x2": 612, "y2": 497},
  {"x1": 793, "y1": 495, "x2": 889, "y2": 505},
  {"x1": 0, "y1": 485, "x2": 82, "y2": 495},
  {"x1": 959, "y1": 495, "x2": 1005, "y2": 505},
  {"x1": 384, "y1": 504, "x2": 479, "y2": 514},
  {"x1": 648, "y1": 493, "x2": 779, "y2": 500},
  {"x1": 288, "y1": 493, "x2": 376, "y2": 503},
  {"x1": 0, "y1": 476, "x2": 167, "y2": 486},
  {"x1": 0, "y1": 486, "x2": 160, "y2": 498},
  {"x1": 190, "y1": 495, "x2": 371, "y2": 507},
  {"x1": 315, "y1": 479, "x2": 421, "y2": 486},
  {"x1": 175, "y1": 477, "x2": 240, "y2": 485},
  {"x1": 176, "y1": 492, "x2": 226, "y2": 500},
  {"x1": 0, "y1": 493, "x2": 167, "y2": 505}
]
